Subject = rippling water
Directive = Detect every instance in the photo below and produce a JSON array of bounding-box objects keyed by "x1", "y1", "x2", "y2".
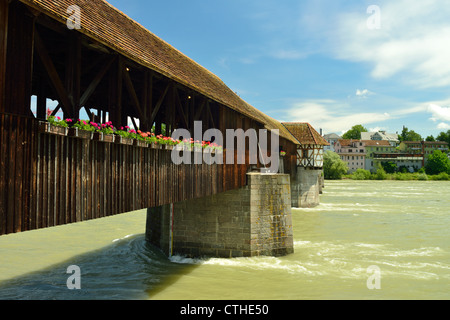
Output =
[{"x1": 0, "y1": 180, "x2": 449, "y2": 300}]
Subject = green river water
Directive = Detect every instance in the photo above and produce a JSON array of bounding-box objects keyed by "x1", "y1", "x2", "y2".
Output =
[{"x1": 0, "y1": 180, "x2": 448, "y2": 300}]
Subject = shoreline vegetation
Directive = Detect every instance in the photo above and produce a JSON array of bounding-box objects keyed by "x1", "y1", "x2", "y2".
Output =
[
  {"x1": 342, "y1": 169, "x2": 450, "y2": 181},
  {"x1": 324, "y1": 150, "x2": 450, "y2": 181}
]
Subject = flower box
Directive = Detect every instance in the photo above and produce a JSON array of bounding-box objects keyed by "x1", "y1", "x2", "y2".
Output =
[
  {"x1": 114, "y1": 135, "x2": 133, "y2": 145},
  {"x1": 38, "y1": 121, "x2": 49, "y2": 133},
  {"x1": 102, "y1": 134, "x2": 115, "y2": 143},
  {"x1": 93, "y1": 132, "x2": 103, "y2": 141},
  {"x1": 39, "y1": 122, "x2": 68, "y2": 136},
  {"x1": 152, "y1": 144, "x2": 162, "y2": 149},
  {"x1": 67, "y1": 127, "x2": 91, "y2": 139},
  {"x1": 164, "y1": 145, "x2": 174, "y2": 151},
  {"x1": 133, "y1": 140, "x2": 147, "y2": 148}
]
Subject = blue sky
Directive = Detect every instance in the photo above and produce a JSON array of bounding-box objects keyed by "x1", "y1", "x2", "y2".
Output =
[{"x1": 103, "y1": 0, "x2": 450, "y2": 138}]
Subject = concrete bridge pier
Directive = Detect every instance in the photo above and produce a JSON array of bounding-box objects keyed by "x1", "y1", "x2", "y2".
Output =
[
  {"x1": 146, "y1": 173, "x2": 294, "y2": 258},
  {"x1": 291, "y1": 168, "x2": 323, "y2": 208}
]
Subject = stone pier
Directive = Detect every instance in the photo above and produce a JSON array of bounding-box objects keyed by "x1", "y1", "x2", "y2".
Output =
[
  {"x1": 291, "y1": 167, "x2": 323, "y2": 208},
  {"x1": 146, "y1": 173, "x2": 294, "y2": 258}
]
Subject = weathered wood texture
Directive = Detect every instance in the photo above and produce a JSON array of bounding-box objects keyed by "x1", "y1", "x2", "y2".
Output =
[{"x1": 0, "y1": 112, "x2": 259, "y2": 236}]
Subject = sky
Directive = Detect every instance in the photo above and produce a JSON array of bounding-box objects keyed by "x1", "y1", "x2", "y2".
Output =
[{"x1": 101, "y1": 0, "x2": 450, "y2": 138}]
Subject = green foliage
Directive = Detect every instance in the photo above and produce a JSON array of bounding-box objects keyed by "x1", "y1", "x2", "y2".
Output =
[
  {"x1": 430, "y1": 172, "x2": 450, "y2": 181},
  {"x1": 381, "y1": 161, "x2": 397, "y2": 174},
  {"x1": 375, "y1": 167, "x2": 388, "y2": 180},
  {"x1": 436, "y1": 130, "x2": 450, "y2": 145},
  {"x1": 425, "y1": 150, "x2": 450, "y2": 175},
  {"x1": 352, "y1": 169, "x2": 371, "y2": 180},
  {"x1": 342, "y1": 125, "x2": 368, "y2": 140},
  {"x1": 47, "y1": 115, "x2": 69, "y2": 128},
  {"x1": 323, "y1": 151, "x2": 348, "y2": 180},
  {"x1": 399, "y1": 126, "x2": 422, "y2": 142},
  {"x1": 417, "y1": 173, "x2": 428, "y2": 181}
]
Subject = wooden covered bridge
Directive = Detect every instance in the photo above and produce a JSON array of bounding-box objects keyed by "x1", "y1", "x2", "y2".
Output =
[{"x1": 0, "y1": 0, "x2": 325, "y2": 256}]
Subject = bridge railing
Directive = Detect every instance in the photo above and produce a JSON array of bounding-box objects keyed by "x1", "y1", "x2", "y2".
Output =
[{"x1": 0, "y1": 112, "x2": 250, "y2": 235}]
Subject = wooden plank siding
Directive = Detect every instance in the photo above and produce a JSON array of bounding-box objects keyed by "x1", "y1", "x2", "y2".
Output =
[{"x1": 0, "y1": 112, "x2": 273, "y2": 236}]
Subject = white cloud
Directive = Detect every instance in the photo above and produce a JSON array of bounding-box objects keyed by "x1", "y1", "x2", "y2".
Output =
[
  {"x1": 427, "y1": 104, "x2": 450, "y2": 122},
  {"x1": 437, "y1": 122, "x2": 450, "y2": 130},
  {"x1": 281, "y1": 99, "x2": 391, "y2": 134},
  {"x1": 355, "y1": 89, "x2": 373, "y2": 98},
  {"x1": 330, "y1": 0, "x2": 450, "y2": 89}
]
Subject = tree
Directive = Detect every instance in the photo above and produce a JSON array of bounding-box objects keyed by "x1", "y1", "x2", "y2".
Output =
[
  {"x1": 426, "y1": 135, "x2": 435, "y2": 142},
  {"x1": 342, "y1": 125, "x2": 368, "y2": 140},
  {"x1": 399, "y1": 126, "x2": 422, "y2": 142},
  {"x1": 381, "y1": 161, "x2": 397, "y2": 173},
  {"x1": 436, "y1": 130, "x2": 450, "y2": 144},
  {"x1": 425, "y1": 150, "x2": 450, "y2": 175},
  {"x1": 323, "y1": 151, "x2": 348, "y2": 179}
]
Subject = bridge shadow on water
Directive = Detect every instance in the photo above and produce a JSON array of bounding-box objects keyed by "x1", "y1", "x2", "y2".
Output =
[{"x1": 0, "y1": 234, "x2": 199, "y2": 300}]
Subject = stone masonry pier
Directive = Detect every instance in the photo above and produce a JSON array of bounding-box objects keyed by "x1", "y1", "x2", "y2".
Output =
[{"x1": 146, "y1": 173, "x2": 294, "y2": 258}]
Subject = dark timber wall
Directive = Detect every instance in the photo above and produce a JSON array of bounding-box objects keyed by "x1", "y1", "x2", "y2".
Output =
[{"x1": 0, "y1": 113, "x2": 252, "y2": 235}]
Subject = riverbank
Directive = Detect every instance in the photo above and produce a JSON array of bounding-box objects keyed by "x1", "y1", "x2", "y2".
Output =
[{"x1": 341, "y1": 169, "x2": 450, "y2": 181}]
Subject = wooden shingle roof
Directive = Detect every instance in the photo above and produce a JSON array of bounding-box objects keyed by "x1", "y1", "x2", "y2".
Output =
[
  {"x1": 282, "y1": 123, "x2": 329, "y2": 146},
  {"x1": 20, "y1": 0, "x2": 297, "y2": 143}
]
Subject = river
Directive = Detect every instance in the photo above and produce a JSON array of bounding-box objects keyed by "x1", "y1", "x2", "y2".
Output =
[{"x1": 0, "y1": 180, "x2": 448, "y2": 300}]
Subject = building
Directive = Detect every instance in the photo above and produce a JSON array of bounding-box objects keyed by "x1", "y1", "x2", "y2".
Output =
[
  {"x1": 364, "y1": 140, "x2": 396, "y2": 172},
  {"x1": 361, "y1": 131, "x2": 400, "y2": 146},
  {"x1": 282, "y1": 123, "x2": 329, "y2": 208},
  {"x1": 372, "y1": 153, "x2": 424, "y2": 173},
  {"x1": 282, "y1": 123, "x2": 329, "y2": 169},
  {"x1": 323, "y1": 133, "x2": 341, "y2": 152},
  {"x1": 335, "y1": 139, "x2": 368, "y2": 173},
  {"x1": 398, "y1": 141, "x2": 449, "y2": 165},
  {"x1": 335, "y1": 139, "x2": 394, "y2": 173}
]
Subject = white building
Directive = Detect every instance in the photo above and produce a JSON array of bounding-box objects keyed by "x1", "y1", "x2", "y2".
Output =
[
  {"x1": 361, "y1": 131, "x2": 400, "y2": 147},
  {"x1": 323, "y1": 133, "x2": 341, "y2": 152}
]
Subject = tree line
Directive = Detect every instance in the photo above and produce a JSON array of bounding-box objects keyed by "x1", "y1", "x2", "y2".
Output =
[{"x1": 342, "y1": 124, "x2": 450, "y2": 144}]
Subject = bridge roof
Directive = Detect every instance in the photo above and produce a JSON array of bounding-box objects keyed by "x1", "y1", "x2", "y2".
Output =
[
  {"x1": 282, "y1": 123, "x2": 329, "y2": 146},
  {"x1": 20, "y1": 0, "x2": 298, "y2": 143}
]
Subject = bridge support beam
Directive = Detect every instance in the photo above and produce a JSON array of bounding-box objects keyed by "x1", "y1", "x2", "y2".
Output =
[
  {"x1": 291, "y1": 167, "x2": 323, "y2": 208},
  {"x1": 146, "y1": 173, "x2": 294, "y2": 258}
]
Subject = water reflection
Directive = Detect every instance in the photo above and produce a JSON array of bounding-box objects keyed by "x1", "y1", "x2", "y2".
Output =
[{"x1": 0, "y1": 235, "x2": 198, "y2": 300}]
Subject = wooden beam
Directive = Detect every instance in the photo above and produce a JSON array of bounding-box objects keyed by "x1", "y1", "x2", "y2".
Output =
[
  {"x1": 108, "y1": 56, "x2": 123, "y2": 126},
  {"x1": 194, "y1": 97, "x2": 207, "y2": 121},
  {"x1": 34, "y1": 30, "x2": 73, "y2": 117},
  {"x1": 65, "y1": 33, "x2": 81, "y2": 119},
  {"x1": 4, "y1": 1, "x2": 35, "y2": 116},
  {"x1": 36, "y1": 78, "x2": 47, "y2": 119},
  {"x1": 207, "y1": 102, "x2": 216, "y2": 129},
  {"x1": 174, "y1": 88, "x2": 189, "y2": 129},
  {"x1": 123, "y1": 66, "x2": 145, "y2": 122},
  {"x1": 0, "y1": 0, "x2": 8, "y2": 112},
  {"x1": 149, "y1": 82, "x2": 170, "y2": 126},
  {"x1": 80, "y1": 55, "x2": 115, "y2": 106}
]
